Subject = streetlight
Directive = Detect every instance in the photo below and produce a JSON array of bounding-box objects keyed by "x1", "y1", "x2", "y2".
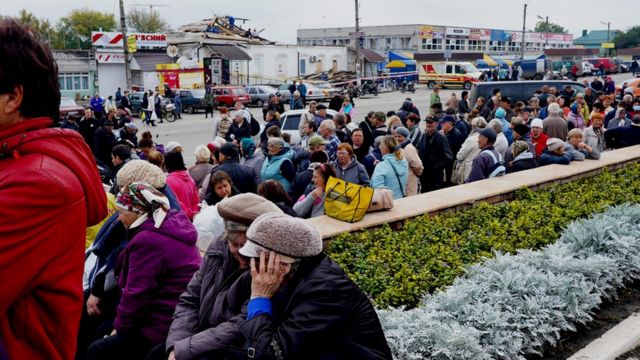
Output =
[
  {"x1": 600, "y1": 21, "x2": 611, "y2": 57},
  {"x1": 537, "y1": 15, "x2": 549, "y2": 49}
]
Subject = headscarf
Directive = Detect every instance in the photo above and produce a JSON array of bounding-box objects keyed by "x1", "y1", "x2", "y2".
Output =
[
  {"x1": 116, "y1": 181, "x2": 170, "y2": 228},
  {"x1": 570, "y1": 103, "x2": 579, "y2": 115},
  {"x1": 495, "y1": 107, "x2": 507, "y2": 119},
  {"x1": 511, "y1": 140, "x2": 530, "y2": 158},
  {"x1": 241, "y1": 137, "x2": 256, "y2": 159}
]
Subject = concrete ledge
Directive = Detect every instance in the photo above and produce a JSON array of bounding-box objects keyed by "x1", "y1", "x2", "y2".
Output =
[
  {"x1": 308, "y1": 145, "x2": 640, "y2": 239},
  {"x1": 568, "y1": 312, "x2": 640, "y2": 360}
]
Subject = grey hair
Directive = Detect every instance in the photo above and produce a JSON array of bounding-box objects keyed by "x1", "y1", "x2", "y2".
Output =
[
  {"x1": 320, "y1": 119, "x2": 336, "y2": 132},
  {"x1": 489, "y1": 119, "x2": 503, "y2": 133},
  {"x1": 511, "y1": 117, "x2": 524, "y2": 126},
  {"x1": 548, "y1": 103, "x2": 561, "y2": 115},
  {"x1": 194, "y1": 145, "x2": 211, "y2": 163},
  {"x1": 471, "y1": 116, "x2": 487, "y2": 130}
]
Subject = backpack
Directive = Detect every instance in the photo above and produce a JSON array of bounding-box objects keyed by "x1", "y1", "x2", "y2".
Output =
[
  {"x1": 482, "y1": 149, "x2": 506, "y2": 178},
  {"x1": 250, "y1": 112, "x2": 260, "y2": 136}
]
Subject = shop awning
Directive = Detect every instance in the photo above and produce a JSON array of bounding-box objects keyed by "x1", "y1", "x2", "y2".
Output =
[
  {"x1": 360, "y1": 49, "x2": 385, "y2": 63},
  {"x1": 206, "y1": 45, "x2": 252, "y2": 61},
  {"x1": 132, "y1": 52, "x2": 173, "y2": 72}
]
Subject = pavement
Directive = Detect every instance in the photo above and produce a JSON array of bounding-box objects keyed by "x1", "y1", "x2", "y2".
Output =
[
  {"x1": 569, "y1": 312, "x2": 640, "y2": 360},
  {"x1": 141, "y1": 72, "x2": 634, "y2": 165}
]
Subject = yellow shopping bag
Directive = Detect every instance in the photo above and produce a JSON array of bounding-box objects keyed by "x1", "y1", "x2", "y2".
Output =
[{"x1": 324, "y1": 176, "x2": 374, "y2": 223}]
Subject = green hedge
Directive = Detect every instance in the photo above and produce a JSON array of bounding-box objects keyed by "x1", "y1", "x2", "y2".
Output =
[{"x1": 327, "y1": 163, "x2": 640, "y2": 308}]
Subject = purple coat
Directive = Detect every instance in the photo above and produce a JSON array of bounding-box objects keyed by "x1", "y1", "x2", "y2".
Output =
[{"x1": 114, "y1": 209, "x2": 201, "y2": 344}]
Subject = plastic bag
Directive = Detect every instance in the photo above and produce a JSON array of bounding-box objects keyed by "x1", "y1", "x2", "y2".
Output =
[{"x1": 192, "y1": 201, "x2": 225, "y2": 252}]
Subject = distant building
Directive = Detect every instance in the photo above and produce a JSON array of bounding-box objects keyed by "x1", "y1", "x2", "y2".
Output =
[
  {"x1": 53, "y1": 50, "x2": 96, "y2": 100},
  {"x1": 573, "y1": 30, "x2": 620, "y2": 50},
  {"x1": 297, "y1": 24, "x2": 574, "y2": 58}
]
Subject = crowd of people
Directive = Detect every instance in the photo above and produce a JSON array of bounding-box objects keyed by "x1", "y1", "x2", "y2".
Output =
[{"x1": 3, "y1": 18, "x2": 640, "y2": 360}]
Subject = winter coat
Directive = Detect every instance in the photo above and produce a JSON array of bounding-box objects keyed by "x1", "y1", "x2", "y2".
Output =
[
  {"x1": 242, "y1": 149, "x2": 265, "y2": 184},
  {"x1": 93, "y1": 126, "x2": 117, "y2": 168},
  {"x1": 60, "y1": 119, "x2": 79, "y2": 131},
  {"x1": 466, "y1": 146, "x2": 503, "y2": 183},
  {"x1": 260, "y1": 119, "x2": 281, "y2": 146},
  {"x1": 445, "y1": 127, "x2": 465, "y2": 158},
  {"x1": 289, "y1": 165, "x2": 314, "y2": 202},
  {"x1": 531, "y1": 132, "x2": 549, "y2": 157},
  {"x1": 418, "y1": 130, "x2": 453, "y2": 192},
  {"x1": 114, "y1": 210, "x2": 200, "y2": 345},
  {"x1": 188, "y1": 162, "x2": 214, "y2": 189},
  {"x1": 292, "y1": 98, "x2": 304, "y2": 110},
  {"x1": 494, "y1": 132, "x2": 509, "y2": 159},
  {"x1": 79, "y1": 116, "x2": 100, "y2": 148},
  {"x1": 400, "y1": 142, "x2": 424, "y2": 196},
  {"x1": 293, "y1": 191, "x2": 325, "y2": 218},
  {"x1": 167, "y1": 170, "x2": 200, "y2": 220},
  {"x1": 213, "y1": 159, "x2": 258, "y2": 194},
  {"x1": 563, "y1": 143, "x2": 585, "y2": 161},
  {"x1": 539, "y1": 150, "x2": 572, "y2": 165},
  {"x1": 333, "y1": 157, "x2": 370, "y2": 186},
  {"x1": 90, "y1": 96, "x2": 104, "y2": 114},
  {"x1": 567, "y1": 112, "x2": 586, "y2": 130},
  {"x1": 353, "y1": 144, "x2": 371, "y2": 163},
  {"x1": 261, "y1": 148, "x2": 296, "y2": 193},
  {"x1": 604, "y1": 125, "x2": 640, "y2": 149},
  {"x1": 607, "y1": 117, "x2": 632, "y2": 130},
  {"x1": 408, "y1": 124, "x2": 422, "y2": 148},
  {"x1": 543, "y1": 115, "x2": 568, "y2": 141},
  {"x1": 504, "y1": 133, "x2": 537, "y2": 165},
  {"x1": 0, "y1": 118, "x2": 107, "y2": 360},
  {"x1": 363, "y1": 148, "x2": 383, "y2": 177},
  {"x1": 212, "y1": 115, "x2": 233, "y2": 140},
  {"x1": 371, "y1": 154, "x2": 409, "y2": 199},
  {"x1": 508, "y1": 151, "x2": 538, "y2": 173},
  {"x1": 226, "y1": 120, "x2": 251, "y2": 142},
  {"x1": 584, "y1": 126, "x2": 606, "y2": 152},
  {"x1": 166, "y1": 237, "x2": 248, "y2": 359},
  {"x1": 235, "y1": 254, "x2": 392, "y2": 360},
  {"x1": 455, "y1": 132, "x2": 481, "y2": 183}
]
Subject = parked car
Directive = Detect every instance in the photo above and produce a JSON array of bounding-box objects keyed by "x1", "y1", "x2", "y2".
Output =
[
  {"x1": 269, "y1": 108, "x2": 338, "y2": 145},
  {"x1": 277, "y1": 82, "x2": 326, "y2": 102},
  {"x1": 584, "y1": 58, "x2": 618, "y2": 74},
  {"x1": 615, "y1": 79, "x2": 640, "y2": 98},
  {"x1": 469, "y1": 80, "x2": 587, "y2": 105},
  {"x1": 246, "y1": 85, "x2": 279, "y2": 107},
  {"x1": 309, "y1": 81, "x2": 341, "y2": 101},
  {"x1": 615, "y1": 58, "x2": 630, "y2": 73},
  {"x1": 581, "y1": 61, "x2": 594, "y2": 76},
  {"x1": 59, "y1": 97, "x2": 84, "y2": 120},
  {"x1": 212, "y1": 86, "x2": 251, "y2": 107},
  {"x1": 177, "y1": 89, "x2": 207, "y2": 114},
  {"x1": 128, "y1": 91, "x2": 145, "y2": 117}
]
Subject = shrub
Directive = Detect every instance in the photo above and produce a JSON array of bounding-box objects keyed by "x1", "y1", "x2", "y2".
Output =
[
  {"x1": 378, "y1": 204, "x2": 640, "y2": 359},
  {"x1": 327, "y1": 164, "x2": 640, "y2": 308}
]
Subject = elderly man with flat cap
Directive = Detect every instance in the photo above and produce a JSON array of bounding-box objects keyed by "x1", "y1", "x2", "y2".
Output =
[
  {"x1": 165, "y1": 193, "x2": 283, "y2": 360},
  {"x1": 233, "y1": 213, "x2": 392, "y2": 359}
]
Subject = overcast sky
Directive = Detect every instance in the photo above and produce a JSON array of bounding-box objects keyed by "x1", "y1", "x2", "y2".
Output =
[{"x1": 5, "y1": 0, "x2": 637, "y2": 43}]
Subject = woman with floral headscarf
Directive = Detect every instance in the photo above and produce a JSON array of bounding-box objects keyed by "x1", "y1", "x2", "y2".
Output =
[{"x1": 86, "y1": 182, "x2": 200, "y2": 360}]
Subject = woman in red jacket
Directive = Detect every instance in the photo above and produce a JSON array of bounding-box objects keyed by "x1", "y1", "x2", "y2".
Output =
[{"x1": 0, "y1": 19, "x2": 107, "y2": 360}]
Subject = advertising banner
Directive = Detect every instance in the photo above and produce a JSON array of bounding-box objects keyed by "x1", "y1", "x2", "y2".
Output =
[
  {"x1": 446, "y1": 27, "x2": 470, "y2": 38},
  {"x1": 92, "y1": 31, "x2": 166, "y2": 48},
  {"x1": 469, "y1": 28, "x2": 491, "y2": 41}
]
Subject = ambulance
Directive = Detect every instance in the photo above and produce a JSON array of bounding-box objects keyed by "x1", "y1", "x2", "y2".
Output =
[{"x1": 419, "y1": 61, "x2": 483, "y2": 90}]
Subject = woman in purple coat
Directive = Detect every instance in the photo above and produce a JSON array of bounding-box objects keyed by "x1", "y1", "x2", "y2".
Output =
[{"x1": 87, "y1": 182, "x2": 201, "y2": 360}]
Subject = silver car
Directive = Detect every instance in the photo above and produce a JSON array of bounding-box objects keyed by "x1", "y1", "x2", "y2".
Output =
[
  {"x1": 245, "y1": 85, "x2": 280, "y2": 108},
  {"x1": 278, "y1": 82, "x2": 326, "y2": 102}
]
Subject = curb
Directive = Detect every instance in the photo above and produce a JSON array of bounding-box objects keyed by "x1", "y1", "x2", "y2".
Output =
[{"x1": 569, "y1": 312, "x2": 640, "y2": 360}]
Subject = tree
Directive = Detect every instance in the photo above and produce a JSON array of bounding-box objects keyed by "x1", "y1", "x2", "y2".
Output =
[
  {"x1": 534, "y1": 20, "x2": 568, "y2": 34},
  {"x1": 614, "y1": 26, "x2": 640, "y2": 49},
  {"x1": 56, "y1": 8, "x2": 116, "y2": 49},
  {"x1": 127, "y1": 8, "x2": 170, "y2": 33},
  {"x1": 16, "y1": 9, "x2": 54, "y2": 42}
]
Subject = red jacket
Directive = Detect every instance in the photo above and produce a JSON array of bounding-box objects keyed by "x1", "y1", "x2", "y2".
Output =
[
  {"x1": 531, "y1": 132, "x2": 549, "y2": 157},
  {"x1": 0, "y1": 118, "x2": 107, "y2": 360}
]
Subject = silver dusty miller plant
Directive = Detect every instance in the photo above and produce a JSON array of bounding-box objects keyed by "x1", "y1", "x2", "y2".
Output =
[{"x1": 378, "y1": 204, "x2": 640, "y2": 359}]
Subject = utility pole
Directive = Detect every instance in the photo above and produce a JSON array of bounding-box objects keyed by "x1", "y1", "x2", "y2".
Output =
[
  {"x1": 119, "y1": 0, "x2": 132, "y2": 90},
  {"x1": 521, "y1": 3, "x2": 527, "y2": 60},
  {"x1": 354, "y1": 0, "x2": 361, "y2": 84},
  {"x1": 545, "y1": 16, "x2": 549, "y2": 48},
  {"x1": 606, "y1": 21, "x2": 611, "y2": 57}
]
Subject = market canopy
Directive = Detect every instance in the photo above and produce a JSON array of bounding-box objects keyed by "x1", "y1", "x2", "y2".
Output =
[
  {"x1": 206, "y1": 44, "x2": 252, "y2": 61},
  {"x1": 386, "y1": 59, "x2": 416, "y2": 69}
]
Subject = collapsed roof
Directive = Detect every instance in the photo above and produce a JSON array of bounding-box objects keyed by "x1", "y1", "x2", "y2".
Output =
[{"x1": 178, "y1": 16, "x2": 275, "y2": 45}]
